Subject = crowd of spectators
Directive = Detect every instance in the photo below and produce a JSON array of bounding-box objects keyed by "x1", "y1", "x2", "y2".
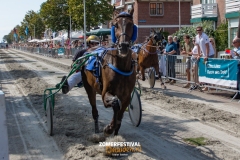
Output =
[{"x1": 162, "y1": 26, "x2": 239, "y2": 95}]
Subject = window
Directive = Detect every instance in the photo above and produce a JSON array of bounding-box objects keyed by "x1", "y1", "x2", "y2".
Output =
[
  {"x1": 230, "y1": 27, "x2": 238, "y2": 42},
  {"x1": 201, "y1": 0, "x2": 216, "y2": 4},
  {"x1": 150, "y1": 3, "x2": 163, "y2": 16}
]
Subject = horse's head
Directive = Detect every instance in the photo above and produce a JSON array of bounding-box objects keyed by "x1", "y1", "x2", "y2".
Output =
[
  {"x1": 111, "y1": 7, "x2": 137, "y2": 56},
  {"x1": 148, "y1": 28, "x2": 164, "y2": 46}
]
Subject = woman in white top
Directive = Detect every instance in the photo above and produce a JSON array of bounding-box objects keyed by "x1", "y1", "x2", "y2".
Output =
[{"x1": 191, "y1": 39, "x2": 199, "y2": 83}]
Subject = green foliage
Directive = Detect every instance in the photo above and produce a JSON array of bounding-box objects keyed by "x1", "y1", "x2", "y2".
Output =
[
  {"x1": 173, "y1": 20, "x2": 215, "y2": 46},
  {"x1": 24, "y1": 11, "x2": 45, "y2": 39},
  {"x1": 162, "y1": 31, "x2": 169, "y2": 39},
  {"x1": 40, "y1": 0, "x2": 70, "y2": 32},
  {"x1": 68, "y1": 0, "x2": 113, "y2": 31},
  {"x1": 3, "y1": 34, "x2": 12, "y2": 44},
  {"x1": 214, "y1": 21, "x2": 228, "y2": 51},
  {"x1": 184, "y1": 137, "x2": 207, "y2": 146}
]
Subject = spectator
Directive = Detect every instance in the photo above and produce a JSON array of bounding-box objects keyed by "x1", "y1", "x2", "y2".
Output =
[
  {"x1": 65, "y1": 38, "x2": 71, "y2": 59},
  {"x1": 77, "y1": 40, "x2": 83, "y2": 50},
  {"x1": 164, "y1": 35, "x2": 177, "y2": 84},
  {"x1": 195, "y1": 26, "x2": 215, "y2": 91},
  {"x1": 181, "y1": 34, "x2": 194, "y2": 88},
  {"x1": 230, "y1": 38, "x2": 240, "y2": 99},
  {"x1": 101, "y1": 41, "x2": 106, "y2": 46},
  {"x1": 191, "y1": 38, "x2": 199, "y2": 84},
  {"x1": 195, "y1": 26, "x2": 215, "y2": 59},
  {"x1": 209, "y1": 38, "x2": 217, "y2": 58}
]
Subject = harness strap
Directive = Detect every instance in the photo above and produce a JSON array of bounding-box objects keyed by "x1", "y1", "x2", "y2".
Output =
[{"x1": 108, "y1": 63, "x2": 133, "y2": 76}]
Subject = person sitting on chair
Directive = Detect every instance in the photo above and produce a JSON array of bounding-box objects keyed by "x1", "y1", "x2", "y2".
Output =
[{"x1": 61, "y1": 35, "x2": 100, "y2": 94}]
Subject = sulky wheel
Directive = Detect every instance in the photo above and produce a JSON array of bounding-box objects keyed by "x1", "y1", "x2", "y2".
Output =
[
  {"x1": 128, "y1": 89, "x2": 142, "y2": 127},
  {"x1": 46, "y1": 97, "x2": 53, "y2": 136},
  {"x1": 135, "y1": 80, "x2": 141, "y2": 95},
  {"x1": 148, "y1": 67, "x2": 155, "y2": 88}
]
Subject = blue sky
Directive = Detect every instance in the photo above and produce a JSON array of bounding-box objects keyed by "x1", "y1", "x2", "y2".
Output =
[{"x1": 0, "y1": 0, "x2": 46, "y2": 41}]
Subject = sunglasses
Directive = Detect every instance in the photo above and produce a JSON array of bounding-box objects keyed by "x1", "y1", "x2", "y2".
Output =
[
  {"x1": 232, "y1": 41, "x2": 236, "y2": 44},
  {"x1": 196, "y1": 30, "x2": 202, "y2": 31}
]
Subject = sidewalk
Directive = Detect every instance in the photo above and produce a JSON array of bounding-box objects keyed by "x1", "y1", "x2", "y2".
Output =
[{"x1": 11, "y1": 48, "x2": 240, "y2": 114}]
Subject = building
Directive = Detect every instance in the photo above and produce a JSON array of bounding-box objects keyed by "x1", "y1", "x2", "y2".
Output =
[
  {"x1": 112, "y1": 0, "x2": 192, "y2": 42},
  {"x1": 191, "y1": 0, "x2": 240, "y2": 47},
  {"x1": 225, "y1": 0, "x2": 240, "y2": 47}
]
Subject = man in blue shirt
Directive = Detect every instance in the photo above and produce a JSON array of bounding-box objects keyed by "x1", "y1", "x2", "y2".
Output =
[{"x1": 164, "y1": 35, "x2": 177, "y2": 84}]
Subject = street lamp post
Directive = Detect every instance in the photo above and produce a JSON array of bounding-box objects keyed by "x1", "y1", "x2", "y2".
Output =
[
  {"x1": 84, "y1": 0, "x2": 87, "y2": 49},
  {"x1": 179, "y1": 0, "x2": 181, "y2": 29},
  {"x1": 33, "y1": 24, "x2": 35, "y2": 39},
  {"x1": 70, "y1": 15, "x2": 72, "y2": 44}
]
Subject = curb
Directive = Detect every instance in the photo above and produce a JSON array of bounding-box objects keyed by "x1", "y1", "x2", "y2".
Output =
[{"x1": 0, "y1": 90, "x2": 9, "y2": 160}]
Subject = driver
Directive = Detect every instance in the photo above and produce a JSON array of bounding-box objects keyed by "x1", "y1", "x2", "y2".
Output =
[{"x1": 61, "y1": 35, "x2": 100, "y2": 94}]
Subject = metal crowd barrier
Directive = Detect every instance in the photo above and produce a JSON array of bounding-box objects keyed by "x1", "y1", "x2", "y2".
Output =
[
  {"x1": 161, "y1": 54, "x2": 240, "y2": 101},
  {"x1": 13, "y1": 46, "x2": 80, "y2": 58}
]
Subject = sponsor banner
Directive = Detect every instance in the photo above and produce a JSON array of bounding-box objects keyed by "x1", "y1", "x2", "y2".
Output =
[
  {"x1": 198, "y1": 58, "x2": 238, "y2": 88},
  {"x1": 58, "y1": 48, "x2": 65, "y2": 55}
]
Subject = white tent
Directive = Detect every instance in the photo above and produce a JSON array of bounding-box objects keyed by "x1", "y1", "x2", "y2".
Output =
[
  {"x1": 52, "y1": 36, "x2": 62, "y2": 41},
  {"x1": 72, "y1": 31, "x2": 84, "y2": 39},
  {"x1": 62, "y1": 33, "x2": 68, "y2": 40},
  {"x1": 28, "y1": 39, "x2": 40, "y2": 43},
  {"x1": 38, "y1": 39, "x2": 51, "y2": 43}
]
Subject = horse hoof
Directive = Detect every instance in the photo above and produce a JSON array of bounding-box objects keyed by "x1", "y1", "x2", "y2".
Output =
[
  {"x1": 103, "y1": 125, "x2": 114, "y2": 136},
  {"x1": 104, "y1": 132, "x2": 111, "y2": 137},
  {"x1": 161, "y1": 84, "x2": 167, "y2": 90}
]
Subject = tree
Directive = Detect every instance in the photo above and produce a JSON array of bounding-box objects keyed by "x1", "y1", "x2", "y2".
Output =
[
  {"x1": 40, "y1": 0, "x2": 71, "y2": 36},
  {"x1": 214, "y1": 21, "x2": 228, "y2": 51},
  {"x1": 67, "y1": 0, "x2": 113, "y2": 31},
  {"x1": 20, "y1": 10, "x2": 45, "y2": 40},
  {"x1": 3, "y1": 34, "x2": 12, "y2": 44}
]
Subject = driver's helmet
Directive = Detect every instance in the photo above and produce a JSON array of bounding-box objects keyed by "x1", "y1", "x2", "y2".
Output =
[{"x1": 86, "y1": 35, "x2": 100, "y2": 45}]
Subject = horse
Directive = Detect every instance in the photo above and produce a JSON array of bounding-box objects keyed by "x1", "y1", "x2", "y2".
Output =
[
  {"x1": 137, "y1": 29, "x2": 166, "y2": 89},
  {"x1": 81, "y1": 7, "x2": 137, "y2": 136}
]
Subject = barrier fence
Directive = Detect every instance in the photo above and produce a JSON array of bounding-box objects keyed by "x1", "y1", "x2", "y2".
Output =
[
  {"x1": 12, "y1": 46, "x2": 240, "y2": 101},
  {"x1": 159, "y1": 54, "x2": 240, "y2": 101},
  {"x1": 13, "y1": 46, "x2": 80, "y2": 58}
]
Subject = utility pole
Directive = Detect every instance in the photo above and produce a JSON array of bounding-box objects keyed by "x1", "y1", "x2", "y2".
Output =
[
  {"x1": 70, "y1": 15, "x2": 72, "y2": 44},
  {"x1": 84, "y1": 0, "x2": 87, "y2": 49},
  {"x1": 179, "y1": 0, "x2": 181, "y2": 29},
  {"x1": 33, "y1": 25, "x2": 35, "y2": 39}
]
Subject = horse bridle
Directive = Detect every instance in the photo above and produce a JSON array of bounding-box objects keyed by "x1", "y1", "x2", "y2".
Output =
[{"x1": 114, "y1": 16, "x2": 133, "y2": 47}]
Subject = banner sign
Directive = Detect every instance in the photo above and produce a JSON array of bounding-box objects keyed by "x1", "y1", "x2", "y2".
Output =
[
  {"x1": 198, "y1": 58, "x2": 238, "y2": 88},
  {"x1": 58, "y1": 48, "x2": 65, "y2": 56},
  {"x1": 25, "y1": 27, "x2": 29, "y2": 36}
]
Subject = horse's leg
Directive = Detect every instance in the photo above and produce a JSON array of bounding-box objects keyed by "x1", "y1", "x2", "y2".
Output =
[
  {"x1": 102, "y1": 92, "x2": 120, "y2": 136},
  {"x1": 114, "y1": 98, "x2": 130, "y2": 135},
  {"x1": 154, "y1": 64, "x2": 166, "y2": 89},
  {"x1": 82, "y1": 72, "x2": 99, "y2": 133},
  {"x1": 140, "y1": 66, "x2": 145, "y2": 81}
]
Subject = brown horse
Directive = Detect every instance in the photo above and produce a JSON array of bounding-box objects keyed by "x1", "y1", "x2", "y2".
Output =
[
  {"x1": 137, "y1": 29, "x2": 166, "y2": 89},
  {"x1": 81, "y1": 8, "x2": 136, "y2": 136}
]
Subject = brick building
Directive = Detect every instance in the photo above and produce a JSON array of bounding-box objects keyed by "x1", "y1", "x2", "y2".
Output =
[
  {"x1": 191, "y1": 0, "x2": 240, "y2": 47},
  {"x1": 112, "y1": 0, "x2": 192, "y2": 42}
]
